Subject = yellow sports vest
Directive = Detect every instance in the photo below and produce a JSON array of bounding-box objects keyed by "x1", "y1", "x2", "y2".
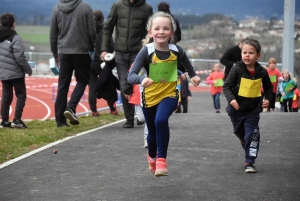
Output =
[{"x1": 142, "y1": 52, "x2": 178, "y2": 107}]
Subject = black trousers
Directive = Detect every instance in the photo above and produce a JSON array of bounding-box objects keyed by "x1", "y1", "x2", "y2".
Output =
[
  {"x1": 283, "y1": 98, "x2": 293, "y2": 112},
  {"x1": 267, "y1": 93, "x2": 276, "y2": 111},
  {"x1": 55, "y1": 54, "x2": 91, "y2": 124},
  {"x1": 115, "y1": 52, "x2": 136, "y2": 121},
  {"x1": 89, "y1": 60, "x2": 116, "y2": 112},
  {"x1": 1, "y1": 78, "x2": 27, "y2": 122},
  {"x1": 176, "y1": 97, "x2": 188, "y2": 113}
]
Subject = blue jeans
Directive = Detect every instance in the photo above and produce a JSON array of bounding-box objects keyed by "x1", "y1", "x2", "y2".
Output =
[
  {"x1": 142, "y1": 97, "x2": 178, "y2": 159},
  {"x1": 227, "y1": 105, "x2": 260, "y2": 163},
  {"x1": 212, "y1": 92, "x2": 221, "y2": 110}
]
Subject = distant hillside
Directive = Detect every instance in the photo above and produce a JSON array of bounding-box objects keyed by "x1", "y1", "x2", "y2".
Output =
[{"x1": 0, "y1": 0, "x2": 300, "y2": 25}]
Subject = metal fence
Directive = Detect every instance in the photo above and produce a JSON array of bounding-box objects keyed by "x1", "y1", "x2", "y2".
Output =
[{"x1": 25, "y1": 52, "x2": 282, "y2": 77}]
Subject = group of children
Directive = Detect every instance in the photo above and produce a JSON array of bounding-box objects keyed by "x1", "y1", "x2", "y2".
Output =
[
  {"x1": 206, "y1": 58, "x2": 299, "y2": 114},
  {"x1": 1, "y1": 10, "x2": 299, "y2": 177}
]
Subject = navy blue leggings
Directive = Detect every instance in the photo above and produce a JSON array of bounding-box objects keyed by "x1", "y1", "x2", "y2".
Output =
[
  {"x1": 227, "y1": 105, "x2": 260, "y2": 163},
  {"x1": 142, "y1": 97, "x2": 178, "y2": 159}
]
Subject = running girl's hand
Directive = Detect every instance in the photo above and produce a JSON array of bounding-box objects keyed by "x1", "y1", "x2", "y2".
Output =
[
  {"x1": 262, "y1": 99, "x2": 269, "y2": 108},
  {"x1": 230, "y1": 99, "x2": 240, "y2": 110},
  {"x1": 141, "y1": 78, "x2": 153, "y2": 88},
  {"x1": 190, "y1": 76, "x2": 201, "y2": 87},
  {"x1": 180, "y1": 74, "x2": 186, "y2": 80}
]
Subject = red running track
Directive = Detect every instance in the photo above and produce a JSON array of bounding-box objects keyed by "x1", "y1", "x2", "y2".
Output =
[{"x1": 0, "y1": 77, "x2": 210, "y2": 121}]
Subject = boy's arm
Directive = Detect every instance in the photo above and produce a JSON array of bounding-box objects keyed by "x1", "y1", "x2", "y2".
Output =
[
  {"x1": 223, "y1": 66, "x2": 237, "y2": 103},
  {"x1": 262, "y1": 70, "x2": 273, "y2": 102},
  {"x1": 12, "y1": 36, "x2": 32, "y2": 75}
]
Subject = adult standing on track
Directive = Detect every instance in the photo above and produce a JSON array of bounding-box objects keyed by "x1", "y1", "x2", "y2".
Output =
[
  {"x1": 100, "y1": 0, "x2": 153, "y2": 128},
  {"x1": 50, "y1": 0, "x2": 96, "y2": 127}
]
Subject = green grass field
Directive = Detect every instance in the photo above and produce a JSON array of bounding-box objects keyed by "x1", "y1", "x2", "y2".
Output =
[
  {"x1": 16, "y1": 25, "x2": 50, "y2": 44},
  {"x1": 0, "y1": 113, "x2": 125, "y2": 165}
]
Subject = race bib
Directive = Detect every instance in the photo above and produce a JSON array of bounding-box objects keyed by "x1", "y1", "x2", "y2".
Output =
[
  {"x1": 149, "y1": 61, "x2": 177, "y2": 83},
  {"x1": 238, "y1": 78, "x2": 262, "y2": 98},
  {"x1": 284, "y1": 82, "x2": 294, "y2": 92},
  {"x1": 269, "y1": 75, "x2": 276, "y2": 83},
  {"x1": 214, "y1": 79, "x2": 224, "y2": 87}
]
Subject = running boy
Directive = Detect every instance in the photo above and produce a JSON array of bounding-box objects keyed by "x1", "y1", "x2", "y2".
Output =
[
  {"x1": 127, "y1": 12, "x2": 200, "y2": 177},
  {"x1": 0, "y1": 13, "x2": 32, "y2": 128},
  {"x1": 223, "y1": 38, "x2": 273, "y2": 173}
]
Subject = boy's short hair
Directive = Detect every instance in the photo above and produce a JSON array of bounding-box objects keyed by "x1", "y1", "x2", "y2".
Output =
[
  {"x1": 0, "y1": 13, "x2": 15, "y2": 28},
  {"x1": 242, "y1": 38, "x2": 261, "y2": 54}
]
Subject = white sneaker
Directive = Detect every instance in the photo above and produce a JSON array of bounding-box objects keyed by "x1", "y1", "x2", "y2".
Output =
[{"x1": 144, "y1": 139, "x2": 148, "y2": 148}]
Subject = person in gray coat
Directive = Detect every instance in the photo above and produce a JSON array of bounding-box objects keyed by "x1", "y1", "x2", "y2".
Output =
[
  {"x1": 0, "y1": 13, "x2": 32, "y2": 128},
  {"x1": 50, "y1": 0, "x2": 96, "y2": 127}
]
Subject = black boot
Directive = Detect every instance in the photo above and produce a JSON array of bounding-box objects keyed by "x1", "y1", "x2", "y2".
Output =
[{"x1": 123, "y1": 120, "x2": 134, "y2": 128}]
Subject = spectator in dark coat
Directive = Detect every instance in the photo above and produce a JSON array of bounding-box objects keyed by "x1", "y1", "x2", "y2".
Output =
[
  {"x1": 175, "y1": 74, "x2": 192, "y2": 113},
  {"x1": 100, "y1": 0, "x2": 153, "y2": 128},
  {"x1": 89, "y1": 10, "x2": 118, "y2": 116},
  {"x1": 220, "y1": 38, "x2": 248, "y2": 81},
  {"x1": 157, "y1": 1, "x2": 181, "y2": 43},
  {"x1": 157, "y1": 1, "x2": 183, "y2": 72}
]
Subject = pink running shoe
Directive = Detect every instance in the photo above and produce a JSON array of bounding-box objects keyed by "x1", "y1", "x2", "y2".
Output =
[
  {"x1": 147, "y1": 154, "x2": 156, "y2": 175},
  {"x1": 154, "y1": 158, "x2": 168, "y2": 177}
]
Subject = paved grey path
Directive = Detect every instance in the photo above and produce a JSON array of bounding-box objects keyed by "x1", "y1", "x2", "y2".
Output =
[{"x1": 0, "y1": 91, "x2": 300, "y2": 201}]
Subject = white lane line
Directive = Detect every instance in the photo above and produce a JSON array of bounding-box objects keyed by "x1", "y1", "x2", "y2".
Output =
[
  {"x1": 27, "y1": 95, "x2": 51, "y2": 120},
  {"x1": 0, "y1": 119, "x2": 126, "y2": 169}
]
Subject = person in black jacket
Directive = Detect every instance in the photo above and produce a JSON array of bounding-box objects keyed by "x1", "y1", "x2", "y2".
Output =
[
  {"x1": 157, "y1": 2, "x2": 185, "y2": 72},
  {"x1": 100, "y1": 0, "x2": 153, "y2": 128},
  {"x1": 157, "y1": 2, "x2": 181, "y2": 43},
  {"x1": 175, "y1": 74, "x2": 192, "y2": 113},
  {"x1": 88, "y1": 10, "x2": 118, "y2": 117},
  {"x1": 223, "y1": 38, "x2": 273, "y2": 174},
  {"x1": 220, "y1": 38, "x2": 248, "y2": 81}
]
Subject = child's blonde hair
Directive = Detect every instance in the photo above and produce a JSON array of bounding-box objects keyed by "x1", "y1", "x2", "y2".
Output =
[
  {"x1": 211, "y1": 63, "x2": 221, "y2": 72},
  {"x1": 282, "y1": 69, "x2": 297, "y2": 82},
  {"x1": 142, "y1": 11, "x2": 177, "y2": 45}
]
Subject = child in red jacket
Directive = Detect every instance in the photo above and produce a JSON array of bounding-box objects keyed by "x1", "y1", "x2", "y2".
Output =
[
  {"x1": 266, "y1": 58, "x2": 282, "y2": 112},
  {"x1": 292, "y1": 88, "x2": 300, "y2": 112},
  {"x1": 206, "y1": 63, "x2": 224, "y2": 113}
]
